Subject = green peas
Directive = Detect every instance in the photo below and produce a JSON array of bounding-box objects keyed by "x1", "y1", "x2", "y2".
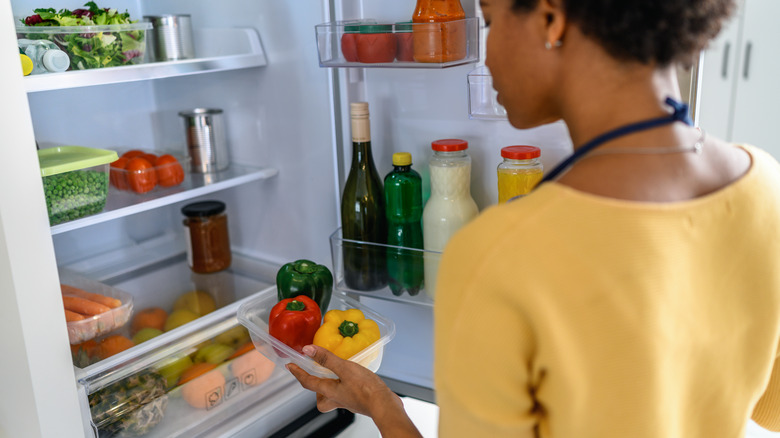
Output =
[{"x1": 43, "y1": 170, "x2": 108, "y2": 225}]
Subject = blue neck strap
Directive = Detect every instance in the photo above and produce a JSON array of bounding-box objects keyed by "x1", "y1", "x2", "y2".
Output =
[{"x1": 538, "y1": 97, "x2": 694, "y2": 185}]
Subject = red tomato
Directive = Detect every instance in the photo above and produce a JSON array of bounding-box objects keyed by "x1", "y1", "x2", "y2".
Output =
[
  {"x1": 122, "y1": 149, "x2": 145, "y2": 160},
  {"x1": 140, "y1": 153, "x2": 158, "y2": 164},
  {"x1": 356, "y1": 33, "x2": 397, "y2": 63},
  {"x1": 341, "y1": 33, "x2": 358, "y2": 62},
  {"x1": 396, "y1": 33, "x2": 414, "y2": 62},
  {"x1": 110, "y1": 157, "x2": 130, "y2": 190},
  {"x1": 125, "y1": 157, "x2": 157, "y2": 193},
  {"x1": 155, "y1": 154, "x2": 185, "y2": 187}
]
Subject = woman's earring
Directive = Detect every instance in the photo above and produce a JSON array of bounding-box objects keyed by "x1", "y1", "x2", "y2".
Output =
[{"x1": 545, "y1": 40, "x2": 563, "y2": 50}]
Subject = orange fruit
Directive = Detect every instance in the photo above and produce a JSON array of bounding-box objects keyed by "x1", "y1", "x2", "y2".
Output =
[
  {"x1": 228, "y1": 342, "x2": 256, "y2": 360},
  {"x1": 132, "y1": 307, "x2": 168, "y2": 334},
  {"x1": 178, "y1": 362, "x2": 217, "y2": 385},
  {"x1": 230, "y1": 350, "x2": 275, "y2": 388},
  {"x1": 98, "y1": 335, "x2": 135, "y2": 359}
]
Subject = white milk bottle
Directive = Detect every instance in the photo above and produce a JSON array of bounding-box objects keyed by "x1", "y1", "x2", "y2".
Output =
[{"x1": 422, "y1": 139, "x2": 479, "y2": 299}]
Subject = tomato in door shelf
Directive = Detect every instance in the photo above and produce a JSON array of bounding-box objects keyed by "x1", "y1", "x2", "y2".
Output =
[
  {"x1": 126, "y1": 157, "x2": 157, "y2": 193},
  {"x1": 356, "y1": 25, "x2": 397, "y2": 63}
]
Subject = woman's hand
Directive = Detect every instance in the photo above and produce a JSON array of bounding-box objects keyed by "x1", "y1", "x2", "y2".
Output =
[{"x1": 286, "y1": 345, "x2": 423, "y2": 437}]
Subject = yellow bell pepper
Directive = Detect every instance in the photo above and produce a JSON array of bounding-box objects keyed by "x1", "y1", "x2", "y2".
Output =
[{"x1": 313, "y1": 308, "x2": 380, "y2": 360}]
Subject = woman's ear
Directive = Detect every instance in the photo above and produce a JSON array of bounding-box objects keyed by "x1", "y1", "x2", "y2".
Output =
[{"x1": 539, "y1": 0, "x2": 567, "y2": 47}]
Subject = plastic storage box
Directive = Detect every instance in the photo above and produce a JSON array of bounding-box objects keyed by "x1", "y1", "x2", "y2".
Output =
[
  {"x1": 60, "y1": 268, "x2": 134, "y2": 345},
  {"x1": 38, "y1": 145, "x2": 117, "y2": 225},
  {"x1": 110, "y1": 149, "x2": 188, "y2": 194},
  {"x1": 238, "y1": 287, "x2": 396, "y2": 379},
  {"x1": 16, "y1": 22, "x2": 152, "y2": 71}
]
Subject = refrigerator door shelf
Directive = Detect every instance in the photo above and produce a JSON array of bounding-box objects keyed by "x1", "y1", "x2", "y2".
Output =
[
  {"x1": 329, "y1": 228, "x2": 439, "y2": 308},
  {"x1": 315, "y1": 18, "x2": 480, "y2": 69},
  {"x1": 25, "y1": 28, "x2": 268, "y2": 93},
  {"x1": 51, "y1": 164, "x2": 278, "y2": 235}
]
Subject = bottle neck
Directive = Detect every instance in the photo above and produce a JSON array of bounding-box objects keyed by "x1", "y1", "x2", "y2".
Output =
[{"x1": 350, "y1": 115, "x2": 373, "y2": 166}]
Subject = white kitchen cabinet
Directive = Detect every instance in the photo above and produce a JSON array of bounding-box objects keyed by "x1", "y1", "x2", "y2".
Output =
[{"x1": 699, "y1": 0, "x2": 780, "y2": 157}]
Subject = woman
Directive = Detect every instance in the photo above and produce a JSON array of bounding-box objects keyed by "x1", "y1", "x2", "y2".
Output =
[{"x1": 288, "y1": 0, "x2": 780, "y2": 436}]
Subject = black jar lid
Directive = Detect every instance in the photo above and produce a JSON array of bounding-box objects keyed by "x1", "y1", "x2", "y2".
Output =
[{"x1": 182, "y1": 200, "x2": 226, "y2": 217}]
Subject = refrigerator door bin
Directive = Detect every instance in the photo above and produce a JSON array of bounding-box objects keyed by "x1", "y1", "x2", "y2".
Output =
[
  {"x1": 467, "y1": 65, "x2": 507, "y2": 120},
  {"x1": 329, "y1": 228, "x2": 440, "y2": 307},
  {"x1": 315, "y1": 18, "x2": 480, "y2": 68}
]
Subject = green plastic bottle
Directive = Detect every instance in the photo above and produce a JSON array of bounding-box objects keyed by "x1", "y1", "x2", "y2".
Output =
[
  {"x1": 340, "y1": 102, "x2": 388, "y2": 291},
  {"x1": 384, "y1": 152, "x2": 424, "y2": 296}
]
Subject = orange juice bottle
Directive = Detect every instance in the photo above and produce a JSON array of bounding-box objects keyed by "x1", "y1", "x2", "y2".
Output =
[
  {"x1": 497, "y1": 146, "x2": 543, "y2": 203},
  {"x1": 412, "y1": 0, "x2": 467, "y2": 63}
]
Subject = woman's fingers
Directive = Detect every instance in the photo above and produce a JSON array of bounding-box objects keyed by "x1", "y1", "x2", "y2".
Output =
[{"x1": 302, "y1": 344, "x2": 350, "y2": 376}]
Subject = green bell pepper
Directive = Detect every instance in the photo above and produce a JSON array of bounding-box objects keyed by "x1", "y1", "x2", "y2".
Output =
[{"x1": 276, "y1": 259, "x2": 333, "y2": 313}]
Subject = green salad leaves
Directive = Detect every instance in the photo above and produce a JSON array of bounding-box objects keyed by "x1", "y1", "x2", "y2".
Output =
[{"x1": 20, "y1": 2, "x2": 147, "y2": 70}]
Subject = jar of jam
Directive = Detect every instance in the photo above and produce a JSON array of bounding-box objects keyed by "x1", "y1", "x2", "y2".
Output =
[{"x1": 182, "y1": 200, "x2": 231, "y2": 273}]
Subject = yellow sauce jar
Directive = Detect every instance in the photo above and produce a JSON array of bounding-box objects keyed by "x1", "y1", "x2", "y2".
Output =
[{"x1": 497, "y1": 146, "x2": 543, "y2": 203}]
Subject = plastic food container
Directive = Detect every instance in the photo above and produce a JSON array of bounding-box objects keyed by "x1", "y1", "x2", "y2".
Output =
[
  {"x1": 16, "y1": 22, "x2": 152, "y2": 70},
  {"x1": 38, "y1": 146, "x2": 117, "y2": 225},
  {"x1": 110, "y1": 149, "x2": 188, "y2": 194},
  {"x1": 60, "y1": 269, "x2": 134, "y2": 345},
  {"x1": 237, "y1": 287, "x2": 396, "y2": 379}
]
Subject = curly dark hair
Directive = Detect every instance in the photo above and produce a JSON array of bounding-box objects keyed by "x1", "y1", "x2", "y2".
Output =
[{"x1": 512, "y1": 0, "x2": 736, "y2": 66}]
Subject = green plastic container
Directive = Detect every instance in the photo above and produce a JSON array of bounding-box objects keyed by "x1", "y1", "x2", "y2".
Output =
[{"x1": 38, "y1": 146, "x2": 118, "y2": 225}]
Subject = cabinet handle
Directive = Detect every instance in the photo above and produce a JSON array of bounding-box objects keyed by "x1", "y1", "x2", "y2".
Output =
[
  {"x1": 721, "y1": 42, "x2": 730, "y2": 78},
  {"x1": 743, "y1": 41, "x2": 752, "y2": 79}
]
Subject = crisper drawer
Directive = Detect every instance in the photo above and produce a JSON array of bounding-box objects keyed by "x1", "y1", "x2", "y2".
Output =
[{"x1": 79, "y1": 288, "x2": 301, "y2": 438}]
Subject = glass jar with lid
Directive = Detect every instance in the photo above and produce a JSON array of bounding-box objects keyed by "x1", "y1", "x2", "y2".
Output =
[
  {"x1": 497, "y1": 145, "x2": 543, "y2": 203},
  {"x1": 182, "y1": 200, "x2": 232, "y2": 273}
]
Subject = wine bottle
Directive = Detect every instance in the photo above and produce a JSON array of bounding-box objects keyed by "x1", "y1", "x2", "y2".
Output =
[{"x1": 341, "y1": 102, "x2": 388, "y2": 291}]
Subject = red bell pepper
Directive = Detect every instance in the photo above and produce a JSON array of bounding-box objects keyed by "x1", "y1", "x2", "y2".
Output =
[{"x1": 268, "y1": 295, "x2": 322, "y2": 354}]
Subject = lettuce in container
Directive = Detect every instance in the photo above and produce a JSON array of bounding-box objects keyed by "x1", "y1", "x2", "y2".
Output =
[{"x1": 18, "y1": 2, "x2": 150, "y2": 70}]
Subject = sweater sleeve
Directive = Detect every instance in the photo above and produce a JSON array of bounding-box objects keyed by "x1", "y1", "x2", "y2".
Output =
[{"x1": 752, "y1": 355, "x2": 780, "y2": 431}]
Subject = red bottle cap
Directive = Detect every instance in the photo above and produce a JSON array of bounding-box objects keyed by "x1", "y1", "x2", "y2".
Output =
[
  {"x1": 501, "y1": 145, "x2": 540, "y2": 159},
  {"x1": 431, "y1": 139, "x2": 468, "y2": 152}
]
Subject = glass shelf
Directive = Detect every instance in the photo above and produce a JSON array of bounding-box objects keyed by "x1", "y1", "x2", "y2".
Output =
[
  {"x1": 51, "y1": 164, "x2": 278, "y2": 235},
  {"x1": 24, "y1": 28, "x2": 267, "y2": 93},
  {"x1": 467, "y1": 66, "x2": 507, "y2": 120},
  {"x1": 315, "y1": 18, "x2": 479, "y2": 69},
  {"x1": 329, "y1": 228, "x2": 439, "y2": 308}
]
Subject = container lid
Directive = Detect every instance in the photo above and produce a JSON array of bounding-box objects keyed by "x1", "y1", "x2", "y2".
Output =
[
  {"x1": 38, "y1": 146, "x2": 118, "y2": 177},
  {"x1": 42, "y1": 49, "x2": 69, "y2": 72},
  {"x1": 360, "y1": 24, "x2": 393, "y2": 34},
  {"x1": 501, "y1": 145, "x2": 541, "y2": 159},
  {"x1": 178, "y1": 108, "x2": 223, "y2": 117},
  {"x1": 431, "y1": 139, "x2": 468, "y2": 152},
  {"x1": 392, "y1": 152, "x2": 412, "y2": 166},
  {"x1": 394, "y1": 21, "x2": 412, "y2": 32},
  {"x1": 181, "y1": 200, "x2": 226, "y2": 217},
  {"x1": 16, "y1": 22, "x2": 152, "y2": 34}
]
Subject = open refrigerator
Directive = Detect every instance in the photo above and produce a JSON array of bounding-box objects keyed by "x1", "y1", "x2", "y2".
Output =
[{"x1": 0, "y1": 0, "x2": 591, "y2": 436}]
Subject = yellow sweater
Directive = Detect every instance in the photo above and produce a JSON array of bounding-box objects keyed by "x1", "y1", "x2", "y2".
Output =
[{"x1": 434, "y1": 145, "x2": 780, "y2": 437}]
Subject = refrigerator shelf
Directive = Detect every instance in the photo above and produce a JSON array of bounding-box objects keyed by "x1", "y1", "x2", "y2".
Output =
[
  {"x1": 329, "y1": 228, "x2": 439, "y2": 308},
  {"x1": 315, "y1": 18, "x2": 479, "y2": 69},
  {"x1": 24, "y1": 28, "x2": 267, "y2": 93},
  {"x1": 50, "y1": 164, "x2": 278, "y2": 235}
]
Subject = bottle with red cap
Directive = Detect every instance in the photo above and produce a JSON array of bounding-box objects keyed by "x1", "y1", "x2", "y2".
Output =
[
  {"x1": 422, "y1": 138, "x2": 479, "y2": 299},
  {"x1": 497, "y1": 145, "x2": 543, "y2": 203}
]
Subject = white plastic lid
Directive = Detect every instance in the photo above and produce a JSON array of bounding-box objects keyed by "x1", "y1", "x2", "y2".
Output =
[{"x1": 42, "y1": 49, "x2": 69, "y2": 72}]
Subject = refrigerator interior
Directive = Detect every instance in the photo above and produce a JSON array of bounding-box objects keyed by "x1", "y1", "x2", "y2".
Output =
[{"x1": 8, "y1": 0, "x2": 775, "y2": 436}]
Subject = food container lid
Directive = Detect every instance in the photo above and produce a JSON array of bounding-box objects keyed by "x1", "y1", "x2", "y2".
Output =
[
  {"x1": 359, "y1": 24, "x2": 393, "y2": 34},
  {"x1": 431, "y1": 139, "x2": 468, "y2": 152},
  {"x1": 501, "y1": 145, "x2": 541, "y2": 159},
  {"x1": 178, "y1": 108, "x2": 223, "y2": 117},
  {"x1": 16, "y1": 22, "x2": 152, "y2": 34},
  {"x1": 394, "y1": 21, "x2": 412, "y2": 32},
  {"x1": 38, "y1": 146, "x2": 118, "y2": 177},
  {"x1": 181, "y1": 200, "x2": 226, "y2": 218},
  {"x1": 392, "y1": 152, "x2": 412, "y2": 166}
]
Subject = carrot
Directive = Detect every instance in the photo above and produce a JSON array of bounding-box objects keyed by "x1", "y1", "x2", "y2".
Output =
[
  {"x1": 64, "y1": 309, "x2": 86, "y2": 322},
  {"x1": 61, "y1": 284, "x2": 122, "y2": 309},
  {"x1": 62, "y1": 295, "x2": 111, "y2": 316}
]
